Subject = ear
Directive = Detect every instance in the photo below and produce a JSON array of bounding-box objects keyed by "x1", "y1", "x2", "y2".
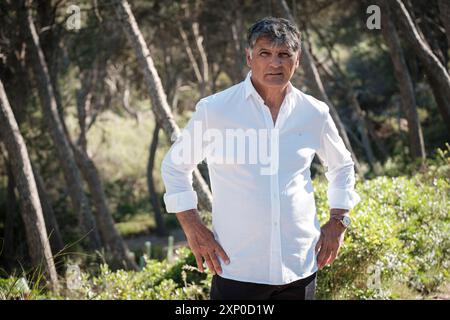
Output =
[{"x1": 245, "y1": 48, "x2": 252, "y2": 68}]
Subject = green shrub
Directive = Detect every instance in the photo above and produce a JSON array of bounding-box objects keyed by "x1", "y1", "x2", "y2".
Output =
[
  {"x1": 54, "y1": 170, "x2": 446, "y2": 300},
  {"x1": 51, "y1": 247, "x2": 210, "y2": 300},
  {"x1": 2, "y1": 151, "x2": 448, "y2": 300},
  {"x1": 314, "y1": 169, "x2": 449, "y2": 299}
]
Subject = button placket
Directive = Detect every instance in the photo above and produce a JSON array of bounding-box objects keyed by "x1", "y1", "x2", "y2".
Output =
[
  {"x1": 274, "y1": 93, "x2": 292, "y2": 130},
  {"x1": 268, "y1": 112, "x2": 283, "y2": 282},
  {"x1": 256, "y1": 95, "x2": 284, "y2": 283}
]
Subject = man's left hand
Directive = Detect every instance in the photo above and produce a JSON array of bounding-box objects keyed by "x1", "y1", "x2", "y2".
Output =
[{"x1": 315, "y1": 210, "x2": 348, "y2": 269}]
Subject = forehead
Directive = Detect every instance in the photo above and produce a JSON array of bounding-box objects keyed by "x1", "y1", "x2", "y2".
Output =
[{"x1": 253, "y1": 37, "x2": 292, "y2": 51}]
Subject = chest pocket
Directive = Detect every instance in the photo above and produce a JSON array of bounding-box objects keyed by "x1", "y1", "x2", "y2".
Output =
[{"x1": 279, "y1": 130, "x2": 318, "y2": 170}]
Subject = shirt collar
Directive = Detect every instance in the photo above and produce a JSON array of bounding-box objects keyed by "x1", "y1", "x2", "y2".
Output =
[{"x1": 244, "y1": 71, "x2": 294, "y2": 102}]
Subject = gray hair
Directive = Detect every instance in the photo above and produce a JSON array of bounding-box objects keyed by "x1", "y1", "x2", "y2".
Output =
[{"x1": 247, "y1": 17, "x2": 301, "y2": 55}]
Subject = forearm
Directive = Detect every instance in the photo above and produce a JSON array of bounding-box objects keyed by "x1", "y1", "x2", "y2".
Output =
[
  {"x1": 175, "y1": 208, "x2": 229, "y2": 274},
  {"x1": 176, "y1": 209, "x2": 204, "y2": 233}
]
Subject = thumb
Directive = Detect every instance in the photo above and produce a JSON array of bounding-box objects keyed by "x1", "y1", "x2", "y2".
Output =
[{"x1": 315, "y1": 236, "x2": 323, "y2": 255}]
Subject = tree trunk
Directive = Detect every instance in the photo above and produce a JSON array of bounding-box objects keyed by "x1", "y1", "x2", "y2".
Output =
[
  {"x1": 438, "y1": 0, "x2": 450, "y2": 50},
  {"x1": 72, "y1": 145, "x2": 138, "y2": 270},
  {"x1": 31, "y1": 162, "x2": 65, "y2": 256},
  {"x1": 277, "y1": 0, "x2": 362, "y2": 175},
  {"x1": 179, "y1": 25, "x2": 204, "y2": 88},
  {"x1": 308, "y1": 43, "x2": 378, "y2": 171},
  {"x1": 230, "y1": 0, "x2": 247, "y2": 83},
  {"x1": 178, "y1": 21, "x2": 210, "y2": 98},
  {"x1": 350, "y1": 94, "x2": 379, "y2": 173},
  {"x1": 0, "y1": 79, "x2": 59, "y2": 291},
  {"x1": 146, "y1": 123, "x2": 167, "y2": 236},
  {"x1": 302, "y1": 43, "x2": 363, "y2": 174},
  {"x1": 313, "y1": 21, "x2": 388, "y2": 164},
  {"x1": 391, "y1": 0, "x2": 450, "y2": 134},
  {"x1": 108, "y1": 0, "x2": 213, "y2": 214},
  {"x1": 24, "y1": 4, "x2": 102, "y2": 250},
  {"x1": 379, "y1": 0, "x2": 426, "y2": 160},
  {"x1": 192, "y1": 22, "x2": 210, "y2": 96},
  {"x1": 73, "y1": 70, "x2": 138, "y2": 270},
  {"x1": 2, "y1": 160, "x2": 18, "y2": 271}
]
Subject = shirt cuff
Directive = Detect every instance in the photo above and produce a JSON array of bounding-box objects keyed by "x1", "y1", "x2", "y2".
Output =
[
  {"x1": 327, "y1": 188, "x2": 361, "y2": 210},
  {"x1": 163, "y1": 190, "x2": 198, "y2": 213}
]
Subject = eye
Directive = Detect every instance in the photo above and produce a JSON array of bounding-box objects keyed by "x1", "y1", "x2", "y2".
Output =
[
  {"x1": 259, "y1": 51, "x2": 270, "y2": 57},
  {"x1": 279, "y1": 52, "x2": 292, "y2": 58}
]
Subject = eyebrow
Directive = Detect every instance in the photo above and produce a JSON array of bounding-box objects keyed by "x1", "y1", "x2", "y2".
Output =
[{"x1": 258, "y1": 47, "x2": 291, "y2": 53}]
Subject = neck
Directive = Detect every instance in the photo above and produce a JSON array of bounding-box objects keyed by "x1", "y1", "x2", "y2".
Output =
[{"x1": 250, "y1": 76, "x2": 288, "y2": 110}]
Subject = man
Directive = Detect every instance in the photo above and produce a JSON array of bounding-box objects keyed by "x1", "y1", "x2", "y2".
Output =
[{"x1": 161, "y1": 17, "x2": 360, "y2": 300}]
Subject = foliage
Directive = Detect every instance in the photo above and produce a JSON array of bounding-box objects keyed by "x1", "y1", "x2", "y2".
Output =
[
  {"x1": 2, "y1": 158, "x2": 447, "y2": 300},
  {"x1": 314, "y1": 146, "x2": 449, "y2": 299},
  {"x1": 53, "y1": 247, "x2": 210, "y2": 300}
]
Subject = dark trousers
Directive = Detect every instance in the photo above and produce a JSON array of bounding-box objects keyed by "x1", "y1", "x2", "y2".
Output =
[{"x1": 210, "y1": 272, "x2": 317, "y2": 300}]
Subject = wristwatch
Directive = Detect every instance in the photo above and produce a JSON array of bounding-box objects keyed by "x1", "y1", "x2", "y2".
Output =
[{"x1": 332, "y1": 215, "x2": 351, "y2": 228}]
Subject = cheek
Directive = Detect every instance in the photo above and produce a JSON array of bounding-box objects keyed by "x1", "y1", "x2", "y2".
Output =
[
  {"x1": 252, "y1": 60, "x2": 266, "y2": 71},
  {"x1": 285, "y1": 61, "x2": 297, "y2": 72}
]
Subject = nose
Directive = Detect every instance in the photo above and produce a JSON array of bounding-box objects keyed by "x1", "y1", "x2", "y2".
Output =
[{"x1": 269, "y1": 55, "x2": 283, "y2": 67}]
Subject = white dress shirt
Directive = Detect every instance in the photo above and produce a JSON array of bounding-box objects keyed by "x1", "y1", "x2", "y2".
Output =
[{"x1": 161, "y1": 72, "x2": 361, "y2": 285}]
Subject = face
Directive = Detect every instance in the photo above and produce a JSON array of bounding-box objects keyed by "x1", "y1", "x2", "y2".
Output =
[{"x1": 246, "y1": 37, "x2": 300, "y2": 89}]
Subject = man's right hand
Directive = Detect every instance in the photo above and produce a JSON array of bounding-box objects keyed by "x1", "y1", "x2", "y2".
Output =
[{"x1": 176, "y1": 210, "x2": 230, "y2": 275}]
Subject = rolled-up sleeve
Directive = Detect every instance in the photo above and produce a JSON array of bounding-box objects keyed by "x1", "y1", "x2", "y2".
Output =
[
  {"x1": 315, "y1": 106, "x2": 361, "y2": 210},
  {"x1": 161, "y1": 100, "x2": 209, "y2": 213}
]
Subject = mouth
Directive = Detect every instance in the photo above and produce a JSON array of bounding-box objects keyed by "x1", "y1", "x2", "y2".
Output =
[{"x1": 266, "y1": 72, "x2": 283, "y2": 76}]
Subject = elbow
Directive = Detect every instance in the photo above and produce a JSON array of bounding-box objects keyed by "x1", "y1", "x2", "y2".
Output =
[{"x1": 160, "y1": 151, "x2": 172, "y2": 184}]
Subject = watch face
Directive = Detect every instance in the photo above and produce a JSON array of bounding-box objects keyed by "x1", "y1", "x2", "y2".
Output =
[{"x1": 342, "y1": 216, "x2": 351, "y2": 227}]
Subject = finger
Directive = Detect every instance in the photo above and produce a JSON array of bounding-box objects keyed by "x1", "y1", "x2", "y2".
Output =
[
  {"x1": 332, "y1": 241, "x2": 343, "y2": 262},
  {"x1": 336, "y1": 242, "x2": 342, "y2": 256},
  {"x1": 193, "y1": 253, "x2": 204, "y2": 273},
  {"x1": 327, "y1": 238, "x2": 342, "y2": 264},
  {"x1": 325, "y1": 241, "x2": 339, "y2": 265},
  {"x1": 215, "y1": 245, "x2": 230, "y2": 265},
  {"x1": 326, "y1": 247, "x2": 338, "y2": 266},
  {"x1": 209, "y1": 251, "x2": 223, "y2": 275},
  {"x1": 315, "y1": 236, "x2": 323, "y2": 255},
  {"x1": 203, "y1": 254, "x2": 216, "y2": 275},
  {"x1": 322, "y1": 245, "x2": 334, "y2": 268},
  {"x1": 318, "y1": 243, "x2": 331, "y2": 269},
  {"x1": 317, "y1": 241, "x2": 328, "y2": 269}
]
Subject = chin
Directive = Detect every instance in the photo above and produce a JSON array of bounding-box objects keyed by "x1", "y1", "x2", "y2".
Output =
[{"x1": 262, "y1": 79, "x2": 287, "y2": 87}]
